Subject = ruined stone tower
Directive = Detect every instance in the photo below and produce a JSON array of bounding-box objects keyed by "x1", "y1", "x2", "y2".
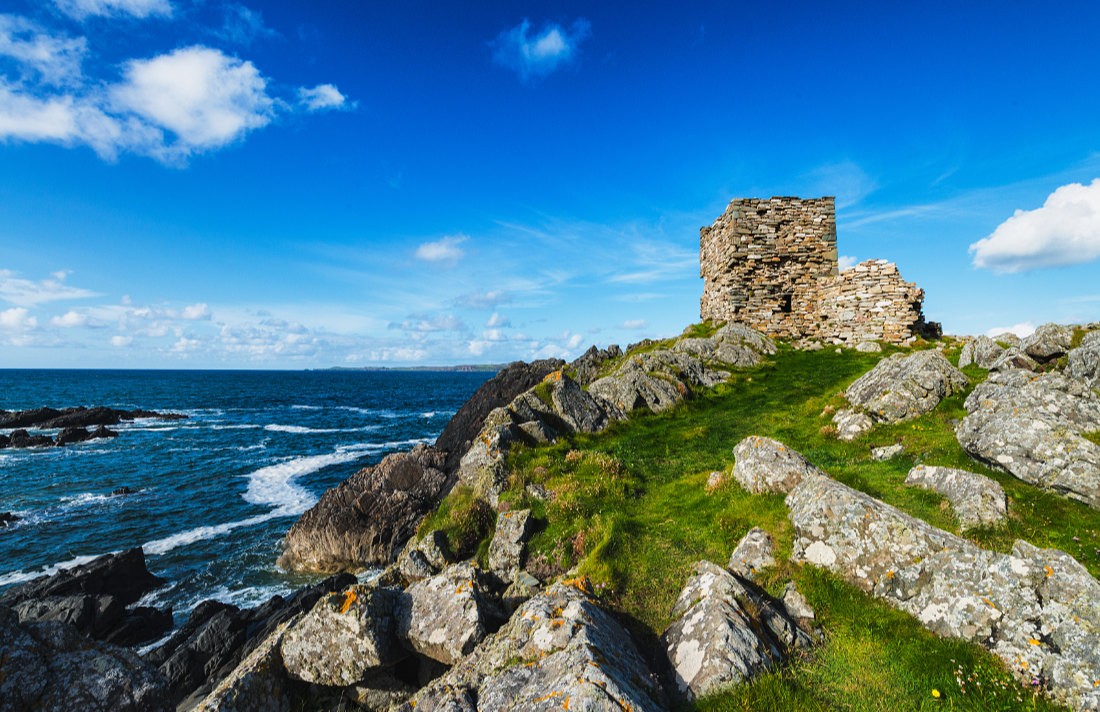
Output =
[{"x1": 700, "y1": 196, "x2": 934, "y2": 345}]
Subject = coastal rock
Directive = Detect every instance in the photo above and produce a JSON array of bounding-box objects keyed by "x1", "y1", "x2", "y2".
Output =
[
  {"x1": 956, "y1": 369, "x2": 1100, "y2": 508},
  {"x1": 0, "y1": 605, "x2": 171, "y2": 712},
  {"x1": 589, "y1": 349, "x2": 728, "y2": 415},
  {"x1": 673, "y1": 323, "x2": 777, "y2": 367},
  {"x1": 662, "y1": 561, "x2": 811, "y2": 701},
  {"x1": 855, "y1": 341, "x2": 882, "y2": 353},
  {"x1": 988, "y1": 347, "x2": 1040, "y2": 372},
  {"x1": 396, "y1": 563, "x2": 499, "y2": 665},
  {"x1": 832, "y1": 408, "x2": 873, "y2": 441},
  {"x1": 194, "y1": 617, "x2": 298, "y2": 712},
  {"x1": 279, "y1": 445, "x2": 447, "y2": 573},
  {"x1": 1021, "y1": 322, "x2": 1075, "y2": 363},
  {"x1": 488, "y1": 509, "x2": 532, "y2": 584},
  {"x1": 550, "y1": 372, "x2": 615, "y2": 433},
  {"x1": 786, "y1": 474, "x2": 1100, "y2": 710},
  {"x1": 904, "y1": 465, "x2": 1007, "y2": 530},
  {"x1": 958, "y1": 335, "x2": 1005, "y2": 369},
  {"x1": 569, "y1": 344, "x2": 623, "y2": 386},
  {"x1": 456, "y1": 406, "x2": 520, "y2": 501},
  {"x1": 870, "y1": 443, "x2": 905, "y2": 460},
  {"x1": 55, "y1": 426, "x2": 92, "y2": 445},
  {"x1": 1067, "y1": 330, "x2": 1100, "y2": 390},
  {"x1": 399, "y1": 581, "x2": 663, "y2": 712},
  {"x1": 1, "y1": 511, "x2": 21, "y2": 527},
  {"x1": 434, "y1": 359, "x2": 565, "y2": 473},
  {"x1": 8, "y1": 429, "x2": 53, "y2": 448},
  {"x1": 281, "y1": 584, "x2": 403, "y2": 686},
  {"x1": 732, "y1": 435, "x2": 824, "y2": 494},
  {"x1": 727, "y1": 527, "x2": 775, "y2": 579},
  {"x1": 844, "y1": 350, "x2": 968, "y2": 423},
  {"x1": 501, "y1": 571, "x2": 541, "y2": 614}
]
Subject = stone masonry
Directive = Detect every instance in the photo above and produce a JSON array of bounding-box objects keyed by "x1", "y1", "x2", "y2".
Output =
[{"x1": 700, "y1": 197, "x2": 934, "y2": 345}]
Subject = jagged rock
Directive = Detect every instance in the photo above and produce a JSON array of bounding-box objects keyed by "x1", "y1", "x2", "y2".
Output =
[
  {"x1": 1067, "y1": 330, "x2": 1100, "y2": 390},
  {"x1": 958, "y1": 335, "x2": 1005, "y2": 369},
  {"x1": 8, "y1": 429, "x2": 53, "y2": 447},
  {"x1": 396, "y1": 563, "x2": 499, "y2": 665},
  {"x1": 673, "y1": 323, "x2": 776, "y2": 367},
  {"x1": 550, "y1": 372, "x2": 617, "y2": 433},
  {"x1": 55, "y1": 426, "x2": 92, "y2": 445},
  {"x1": 281, "y1": 585, "x2": 403, "y2": 686},
  {"x1": 488, "y1": 509, "x2": 532, "y2": 584},
  {"x1": 732, "y1": 435, "x2": 824, "y2": 494},
  {"x1": 662, "y1": 561, "x2": 811, "y2": 701},
  {"x1": 0, "y1": 605, "x2": 170, "y2": 712},
  {"x1": 589, "y1": 349, "x2": 728, "y2": 415},
  {"x1": 905, "y1": 465, "x2": 1007, "y2": 530},
  {"x1": 1021, "y1": 322, "x2": 1075, "y2": 363},
  {"x1": 786, "y1": 473, "x2": 1100, "y2": 710},
  {"x1": 0, "y1": 406, "x2": 185, "y2": 430},
  {"x1": 844, "y1": 350, "x2": 968, "y2": 424},
  {"x1": 279, "y1": 445, "x2": 447, "y2": 573},
  {"x1": 832, "y1": 408, "x2": 873, "y2": 441},
  {"x1": 728, "y1": 527, "x2": 775, "y2": 579},
  {"x1": 569, "y1": 344, "x2": 623, "y2": 386},
  {"x1": 398, "y1": 581, "x2": 663, "y2": 712},
  {"x1": 194, "y1": 617, "x2": 298, "y2": 712},
  {"x1": 989, "y1": 347, "x2": 1040, "y2": 372},
  {"x1": 855, "y1": 341, "x2": 881, "y2": 353},
  {"x1": 434, "y1": 359, "x2": 565, "y2": 473},
  {"x1": 501, "y1": 571, "x2": 541, "y2": 614},
  {"x1": 344, "y1": 670, "x2": 416, "y2": 711},
  {"x1": 395, "y1": 538, "x2": 435, "y2": 585},
  {"x1": 781, "y1": 583, "x2": 816, "y2": 623},
  {"x1": 870, "y1": 443, "x2": 905, "y2": 461},
  {"x1": 957, "y1": 369, "x2": 1100, "y2": 508},
  {"x1": 0, "y1": 511, "x2": 20, "y2": 527}
]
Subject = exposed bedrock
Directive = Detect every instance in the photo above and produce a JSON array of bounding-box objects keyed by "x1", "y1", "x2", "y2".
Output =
[{"x1": 904, "y1": 464, "x2": 1007, "y2": 530}]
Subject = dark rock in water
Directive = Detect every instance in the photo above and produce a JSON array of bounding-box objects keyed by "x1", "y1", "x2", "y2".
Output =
[
  {"x1": 9, "y1": 428, "x2": 53, "y2": 448},
  {"x1": 279, "y1": 445, "x2": 448, "y2": 574},
  {"x1": 146, "y1": 573, "x2": 355, "y2": 708},
  {"x1": 55, "y1": 426, "x2": 92, "y2": 446},
  {"x1": 0, "y1": 605, "x2": 171, "y2": 712},
  {"x1": 434, "y1": 358, "x2": 565, "y2": 474},
  {"x1": 91, "y1": 424, "x2": 119, "y2": 439},
  {"x1": 112, "y1": 486, "x2": 134, "y2": 496},
  {"x1": 0, "y1": 407, "x2": 63, "y2": 428},
  {"x1": 0, "y1": 433, "x2": 9, "y2": 448},
  {"x1": 0, "y1": 405, "x2": 187, "y2": 430},
  {"x1": 1, "y1": 511, "x2": 20, "y2": 527},
  {"x1": 0, "y1": 548, "x2": 170, "y2": 647}
]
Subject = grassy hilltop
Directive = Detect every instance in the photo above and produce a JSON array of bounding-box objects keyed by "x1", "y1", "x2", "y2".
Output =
[{"x1": 422, "y1": 325, "x2": 1100, "y2": 711}]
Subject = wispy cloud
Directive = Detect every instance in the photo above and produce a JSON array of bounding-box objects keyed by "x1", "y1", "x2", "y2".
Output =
[
  {"x1": 455, "y1": 289, "x2": 511, "y2": 308},
  {"x1": 486, "y1": 312, "x2": 511, "y2": 328},
  {"x1": 0, "y1": 269, "x2": 98, "y2": 306},
  {"x1": 414, "y1": 234, "x2": 467, "y2": 265},
  {"x1": 838, "y1": 255, "x2": 858, "y2": 271},
  {"x1": 491, "y1": 18, "x2": 591, "y2": 81},
  {"x1": 801, "y1": 160, "x2": 877, "y2": 209},
  {"x1": 0, "y1": 14, "x2": 86, "y2": 86},
  {"x1": 970, "y1": 178, "x2": 1100, "y2": 273},
  {"x1": 215, "y1": 4, "x2": 277, "y2": 45},
  {"x1": 54, "y1": 0, "x2": 172, "y2": 21},
  {"x1": 298, "y1": 83, "x2": 351, "y2": 112},
  {"x1": 985, "y1": 321, "x2": 1035, "y2": 338},
  {"x1": 622, "y1": 319, "x2": 647, "y2": 329}
]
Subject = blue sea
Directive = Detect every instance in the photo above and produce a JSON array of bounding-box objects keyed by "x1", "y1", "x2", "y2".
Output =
[{"x1": 0, "y1": 369, "x2": 490, "y2": 623}]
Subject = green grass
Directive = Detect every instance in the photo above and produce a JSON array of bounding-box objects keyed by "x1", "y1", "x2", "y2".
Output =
[{"x1": 428, "y1": 340, "x2": 1100, "y2": 710}]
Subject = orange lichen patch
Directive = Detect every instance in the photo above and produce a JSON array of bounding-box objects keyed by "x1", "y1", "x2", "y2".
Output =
[
  {"x1": 535, "y1": 691, "x2": 564, "y2": 703},
  {"x1": 551, "y1": 620, "x2": 564, "y2": 628},
  {"x1": 1028, "y1": 639, "x2": 1042, "y2": 646},
  {"x1": 563, "y1": 695, "x2": 571, "y2": 710},
  {"x1": 886, "y1": 570, "x2": 895, "y2": 579},
  {"x1": 543, "y1": 370, "x2": 564, "y2": 383},
  {"x1": 561, "y1": 576, "x2": 594, "y2": 595},
  {"x1": 981, "y1": 597, "x2": 998, "y2": 610},
  {"x1": 339, "y1": 589, "x2": 358, "y2": 614},
  {"x1": 1045, "y1": 565, "x2": 1054, "y2": 578}
]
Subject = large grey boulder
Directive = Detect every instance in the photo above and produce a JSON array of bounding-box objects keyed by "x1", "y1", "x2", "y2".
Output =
[
  {"x1": 589, "y1": 349, "x2": 728, "y2": 415},
  {"x1": 957, "y1": 369, "x2": 1100, "y2": 509},
  {"x1": 280, "y1": 585, "x2": 403, "y2": 686},
  {"x1": 1068, "y1": 330, "x2": 1100, "y2": 391},
  {"x1": 397, "y1": 582, "x2": 664, "y2": 712},
  {"x1": 786, "y1": 474, "x2": 1100, "y2": 710},
  {"x1": 195, "y1": 617, "x2": 298, "y2": 712},
  {"x1": 662, "y1": 561, "x2": 811, "y2": 701},
  {"x1": 550, "y1": 372, "x2": 615, "y2": 433},
  {"x1": 732, "y1": 435, "x2": 825, "y2": 494},
  {"x1": 728, "y1": 527, "x2": 775, "y2": 579},
  {"x1": 904, "y1": 465, "x2": 1007, "y2": 530},
  {"x1": 396, "y1": 563, "x2": 499, "y2": 665},
  {"x1": 844, "y1": 350, "x2": 969, "y2": 424},
  {"x1": 673, "y1": 323, "x2": 776, "y2": 367},
  {"x1": 989, "y1": 347, "x2": 1040, "y2": 372},
  {"x1": 832, "y1": 408, "x2": 873, "y2": 441},
  {"x1": 0, "y1": 605, "x2": 170, "y2": 712},
  {"x1": 488, "y1": 509, "x2": 532, "y2": 584},
  {"x1": 1021, "y1": 322, "x2": 1075, "y2": 363},
  {"x1": 569, "y1": 344, "x2": 623, "y2": 386},
  {"x1": 279, "y1": 445, "x2": 447, "y2": 573},
  {"x1": 958, "y1": 335, "x2": 1005, "y2": 369}
]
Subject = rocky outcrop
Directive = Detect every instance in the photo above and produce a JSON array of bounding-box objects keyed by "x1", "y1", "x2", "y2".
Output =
[
  {"x1": 0, "y1": 548, "x2": 170, "y2": 647},
  {"x1": 832, "y1": 408, "x2": 873, "y2": 441},
  {"x1": 727, "y1": 527, "x2": 776, "y2": 579},
  {"x1": 0, "y1": 605, "x2": 170, "y2": 712},
  {"x1": 194, "y1": 618, "x2": 298, "y2": 712},
  {"x1": 395, "y1": 563, "x2": 501, "y2": 665},
  {"x1": 394, "y1": 529, "x2": 452, "y2": 585},
  {"x1": 958, "y1": 335, "x2": 1004, "y2": 369},
  {"x1": 279, "y1": 445, "x2": 447, "y2": 573},
  {"x1": 588, "y1": 349, "x2": 729, "y2": 415},
  {"x1": 398, "y1": 581, "x2": 664, "y2": 712},
  {"x1": 1068, "y1": 330, "x2": 1100, "y2": 390},
  {"x1": 672, "y1": 323, "x2": 778, "y2": 367},
  {"x1": 1021, "y1": 322, "x2": 1075, "y2": 363},
  {"x1": 842, "y1": 350, "x2": 968, "y2": 424},
  {"x1": 732, "y1": 435, "x2": 824, "y2": 494},
  {"x1": 662, "y1": 561, "x2": 812, "y2": 701},
  {"x1": 904, "y1": 465, "x2": 1007, "y2": 530},
  {"x1": 488, "y1": 509, "x2": 532, "y2": 584},
  {"x1": 957, "y1": 369, "x2": 1100, "y2": 509},
  {"x1": 569, "y1": 344, "x2": 623, "y2": 386},
  {"x1": 989, "y1": 347, "x2": 1040, "y2": 372},
  {"x1": 0, "y1": 407, "x2": 182, "y2": 450},
  {"x1": 787, "y1": 473, "x2": 1100, "y2": 711}
]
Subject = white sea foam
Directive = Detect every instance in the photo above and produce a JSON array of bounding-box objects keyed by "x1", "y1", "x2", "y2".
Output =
[
  {"x1": 0, "y1": 553, "x2": 104, "y2": 588},
  {"x1": 143, "y1": 512, "x2": 279, "y2": 556},
  {"x1": 263, "y1": 424, "x2": 381, "y2": 434},
  {"x1": 290, "y1": 405, "x2": 322, "y2": 410},
  {"x1": 59, "y1": 492, "x2": 116, "y2": 507}
]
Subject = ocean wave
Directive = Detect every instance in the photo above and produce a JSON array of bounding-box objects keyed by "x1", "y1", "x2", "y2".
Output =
[
  {"x1": 290, "y1": 404, "x2": 322, "y2": 410},
  {"x1": 0, "y1": 552, "x2": 105, "y2": 588},
  {"x1": 59, "y1": 492, "x2": 116, "y2": 507},
  {"x1": 263, "y1": 424, "x2": 382, "y2": 435},
  {"x1": 143, "y1": 513, "x2": 279, "y2": 556}
]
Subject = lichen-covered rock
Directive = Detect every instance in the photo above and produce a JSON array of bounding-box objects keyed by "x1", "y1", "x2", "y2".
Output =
[
  {"x1": 732, "y1": 435, "x2": 824, "y2": 494},
  {"x1": 855, "y1": 341, "x2": 882, "y2": 353},
  {"x1": 727, "y1": 527, "x2": 775, "y2": 579},
  {"x1": 281, "y1": 585, "x2": 403, "y2": 686},
  {"x1": 662, "y1": 561, "x2": 811, "y2": 701},
  {"x1": 397, "y1": 581, "x2": 664, "y2": 712},
  {"x1": 988, "y1": 347, "x2": 1040, "y2": 372},
  {"x1": 502, "y1": 571, "x2": 541, "y2": 614},
  {"x1": 589, "y1": 349, "x2": 728, "y2": 415},
  {"x1": 904, "y1": 465, "x2": 1007, "y2": 530},
  {"x1": 195, "y1": 617, "x2": 297, "y2": 712},
  {"x1": 959, "y1": 335, "x2": 1005, "y2": 369},
  {"x1": 673, "y1": 323, "x2": 776, "y2": 367},
  {"x1": 870, "y1": 443, "x2": 905, "y2": 461},
  {"x1": 279, "y1": 445, "x2": 447, "y2": 573},
  {"x1": 1067, "y1": 330, "x2": 1100, "y2": 391},
  {"x1": 569, "y1": 344, "x2": 623, "y2": 387},
  {"x1": 844, "y1": 350, "x2": 968, "y2": 423},
  {"x1": 488, "y1": 509, "x2": 532, "y2": 584},
  {"x1": 396, "y1": 563, "x2": 499, "y2": 665},
  {"x1": 957, "y1": 369, "x2": 1100, "y2": 509},
  {"x1": 0, "y1": 605, "x2": 170, "y2": 712},
  {"x1": 1021, "y1": 322, "x2": 1075, "y2": 363},
  {"x1": 550, "y1": 372, "x2": 616, "y2": 433},
  {"x1": 832, "y1": 408, "x2": 873, "y2": 441},
  {"x1": 786, "y1": 474, "x2": 1100, "y2": 711}
]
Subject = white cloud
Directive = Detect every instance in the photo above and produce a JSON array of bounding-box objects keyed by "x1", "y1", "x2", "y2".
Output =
[
  {"x1": 985, "y1": 321, "x2": 1036, "y2": 339},
  {"x1": 482, "y1": 328, "x2": 506, "y2": 342},
  {"x1": 970, "y1": 179, "x2": 1100, "y2": 273},
  {"x1": 179, "y1": 302, "x2": 211, "y2": 320},
  {"x1": 50, "y1": 310, "x2": 89, "y2": 327},
  {"x1": 110, "y1": 334, "x2": 133, "y2": 347},
  {"x1": 456, "y1": 289, "x2": 510, "y2": 308},
  {"x1": 0, "y1": 307, "x2": 37, "y2": 330},
  {"x1": 467, "y1": 339, "x2": 489, "y2": 356},
  {"x1": 395, "y1": 312, "x2": 466, "y2": 333},
  {"x1": 622, "y1": 319, "x2": 647, "y2": 330},
  {"x1": 170, "y1": 335, "x2": 201, "y2": 353},
  {"x1": 0, "y1": 269, "x2": 98, "y2": 306},
  {"x1": 486, "y1": 312, "x2": 510, "y2": 328},
  {"x1": 838, "y1": 255, "x2": 858, "y2": 271},
  {"x1": 54, "y1": 0, "x2": 172, "y2": 20},
  {"x1": 216, "y1": 4, "x2": 277, "y2": 45},
  {"x1": 298, "y1": 83, "x2": 349, "y2": 112},
  {"x1": 491, "y1": 18, "x2": 591, "y2": 81},
  {"x1": 0, "y1": 15, "x2": 86, "y2": 85},
  {"x1": 414, "y1": 235, "x2": 467, "y2": 265}
]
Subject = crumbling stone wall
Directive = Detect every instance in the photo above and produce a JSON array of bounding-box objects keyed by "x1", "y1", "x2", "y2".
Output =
[{"x1": 700, "y1": 197, "x2": 932, "y2": 345}]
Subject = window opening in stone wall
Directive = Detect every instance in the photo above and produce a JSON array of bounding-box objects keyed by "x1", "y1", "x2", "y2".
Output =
[{"x1": 780, "y1": 293, "x2": 792, "y2": 313}]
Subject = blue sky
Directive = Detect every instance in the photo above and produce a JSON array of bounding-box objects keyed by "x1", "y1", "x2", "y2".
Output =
[{"x1": 1, "y1": 1, "x2": 1099, "y2": 368}]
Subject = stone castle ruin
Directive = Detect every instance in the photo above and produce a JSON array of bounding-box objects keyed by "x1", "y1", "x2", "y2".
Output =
[{"x1": 700, "y1": 196, "x2": 936, "y2": 345}]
